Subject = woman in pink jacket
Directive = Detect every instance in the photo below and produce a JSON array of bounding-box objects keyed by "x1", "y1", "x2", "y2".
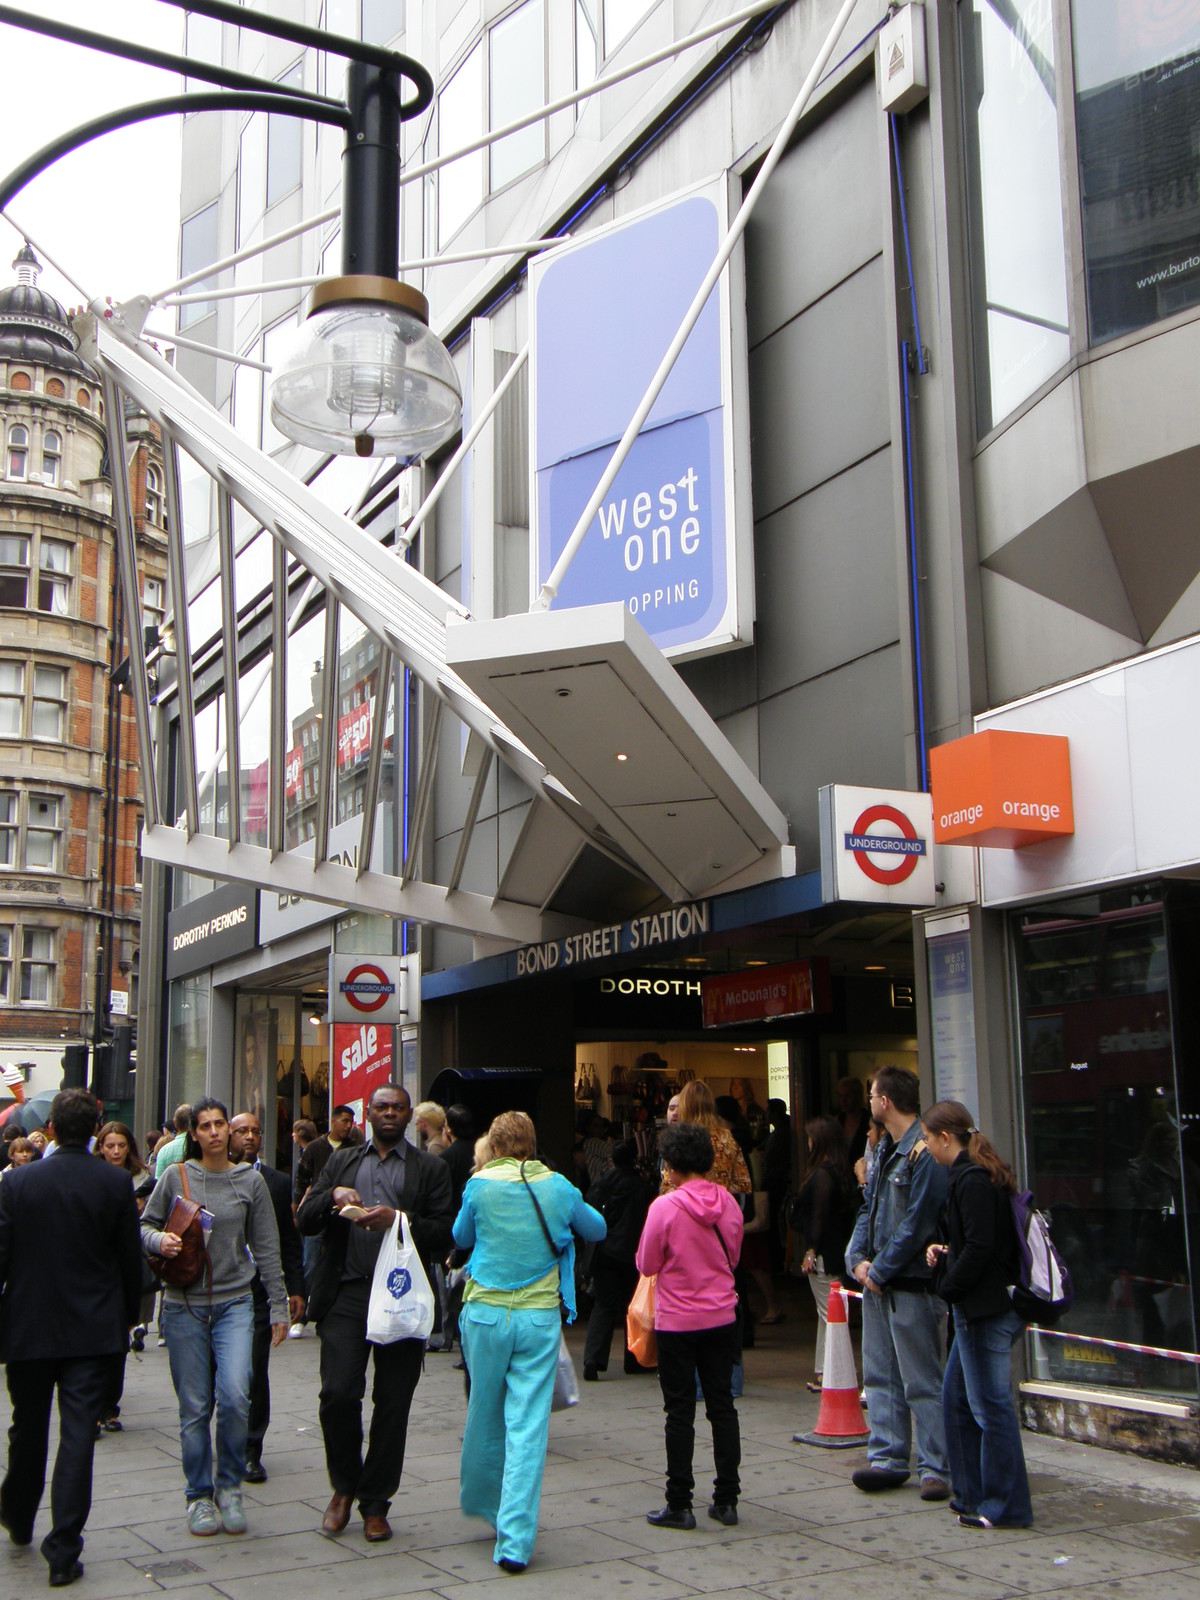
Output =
[{"x1": 635, "y1": 1122, "x2": 744, "y2": 1531}]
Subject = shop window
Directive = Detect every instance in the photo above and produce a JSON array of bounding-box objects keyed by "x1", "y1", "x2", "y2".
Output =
[
  {"x1": 0, "y1": 537, "x2": 29, "y2": 606},
  {"x1": 37, "y1": 539, "x2": 71, "y2": 615},
  {"x1": 45, "y1": 377, "x2": 64, "y2": 399},
  {"x1": 8, "y1": 372, "x2": 30, "y2": 392},
  {"x1": 1072, "y1": 4, "x2": 1200, "y2": 343},
  {"x1": 41, "y1": 430, "x2": 61, "y2": 486},
  {"x1": 959, "y1": 0, "x2": 1070, "y2": 434},
  {"x1": 266, "y1": 63, "x2": 304, "y2": 208},
  {"x1": 1014, "y1": 893, "x2": 1197, "y2": 1396},
  {"x1": 6, "y1": 425, "x2": 28, "y2": 480},
  {"x1": 19, "y1": 927, "x2": 54, "y2": 1004}
]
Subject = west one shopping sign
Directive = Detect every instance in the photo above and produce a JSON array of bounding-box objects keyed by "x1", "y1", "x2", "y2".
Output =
[{"x1": 529, "y1": 177, "x2": 753, "y2": 660}]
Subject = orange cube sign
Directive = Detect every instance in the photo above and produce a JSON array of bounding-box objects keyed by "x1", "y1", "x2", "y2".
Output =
[{"x1": 929, "y1": 729, "x2": 1073, "y2": 849}]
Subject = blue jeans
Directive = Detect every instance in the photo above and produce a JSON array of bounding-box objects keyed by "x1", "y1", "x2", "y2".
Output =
[
  {"x1": 862, "y1": 1285, "x2": 949, "y2": 1480},
  {"x1": 943, "y1": 1305, "x2": 1032, "y2": 1526},
  {"x1": 162, "y1": 1294, "x2": 254, "y2": 1502},
  {"x1": 459, "y1": 1302, "x2": 561, "y2": 1568}
]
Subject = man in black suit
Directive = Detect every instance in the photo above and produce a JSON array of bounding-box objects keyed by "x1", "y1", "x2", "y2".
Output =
[
  {"x1": 229, "y1": 1112, "x2": 307, "y2": 1483},
  {"x1": 297, "y1": 1084, "x2": 453, "y2": 1544},
  {"x1": 292, "y1": 1103, "x2": 358, "y2": 1208},
  {"x1": 0, "y1": 1088, "x2": 142, "y2": 1587}
]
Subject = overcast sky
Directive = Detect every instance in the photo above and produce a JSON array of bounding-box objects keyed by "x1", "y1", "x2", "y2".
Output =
[{"x1": 0, "y1": 1, "x2": 184, "y2": 311}]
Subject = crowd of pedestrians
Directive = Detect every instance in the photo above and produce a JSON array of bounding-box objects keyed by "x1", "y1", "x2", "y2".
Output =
[{"x1": 0, "y1": 1067, "x2": 1035, "y2": 1586}]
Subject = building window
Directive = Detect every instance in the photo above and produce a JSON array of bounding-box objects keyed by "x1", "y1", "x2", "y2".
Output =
[
  {"x1": 576, "y1": 0, "x2": 599, "y2": 89},
  {"x1": 31, "y1": 665, "x2": 67, "y2": 742},
  {"x1": 37, "y1": 540, "x2": 71, "y2": 615},
  {"x1": 603, "y1": 0, "x2": 652, "y2": 54},
  {"x1": 489, "y1": 0, "x2": 545, "y2": 192},
  {"x1": 145, "y1": 463, "x2": 163, "y2": 525},
  {"x1": 0, "y1": 664, "x2": 21, "y2": 734},
  {"x1": 0, "y1": 795, "x2": 15, "y2": 865},
  {"x1": 6, "y1": 425, "x2": 28, "y2": 479},
  {"x1": 76, "y1": 387, "x2": 89, "y2": 409},
  {"x1": 0, "y1": 792, "x2": 60, "y2": 871},
  {"x1": 179, "y1": 203, "x2": 220, "y2": 329},
  {"x1": 45, "y1": 378, "x2": 64, "y2": 399},
  {"x1": 41, "y1": 430, "x2": 61, "y2": 486},
  {"x1": 24, "y1": 796, "x2": 60, "y2": 871},
  {"x1": 266, "y1": 64, "x2": 304, "y2": 208},
  {"x1": 19, "y1": 928, "x2": 54, "y2": 1004},
  {"x1": 143, "y1": 575, "x2": 165, "y2": 630},
  {"x1": 959, "y1": 0, "x2": 1069, "y2": 434},
  {"x1": 8, "y1": 372, "x2": 30, "y2": 393},
  {"x1": 134, "y1": 813, "x2": 143, "y2": 888},
  {"x1": 0, "y1": 537, "x2": 29, "y2": 607},
  {"x1": 0, "y1": 929, "x2": 9, "y2": 1001},
  {"x1": 1072, "y1": 5, "x2": 1200, "y2": 343},
  {"x1": 439, "y1": 44, "x2": 484, "y2": 245}
]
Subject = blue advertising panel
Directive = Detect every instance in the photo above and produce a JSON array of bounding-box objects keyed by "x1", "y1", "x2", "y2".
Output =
[{"x1": 529, "y1": 179, "x2": 752, "y2": 659}]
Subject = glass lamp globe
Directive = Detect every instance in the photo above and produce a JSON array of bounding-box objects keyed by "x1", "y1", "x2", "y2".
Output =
[{"x1": 269, "y1": 277, "x2": 462, "y2": 459}]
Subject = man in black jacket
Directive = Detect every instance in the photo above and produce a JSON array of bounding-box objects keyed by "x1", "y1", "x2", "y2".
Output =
[
  {"x1": 292, "y1": 1103, "x2": 358, "y2": 1207},
  {"x1": 229, "y1": 1112, "x2": 306, "y2": 1483},
  {"x1": 297, "y1": 1084, "x2": 453, "y2": 1544},
  {"x1": 582, "y1": 1139, "x2": 653, "y2": 1380},
  {"x1": 0, "y1": 1089, "x2": 142, "y2": 1587}
]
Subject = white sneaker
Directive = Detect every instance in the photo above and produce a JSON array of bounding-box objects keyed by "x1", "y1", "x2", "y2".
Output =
[
  {"x1": 287, "y1": 1323, "x2": 305, "y2": 1339},
  {"x1": 215, "y1": 1487, "x2": 246, "y2": 1534},
  {"x1": 187, "y1": 1498, "x2": 220, "y2": 1536}
]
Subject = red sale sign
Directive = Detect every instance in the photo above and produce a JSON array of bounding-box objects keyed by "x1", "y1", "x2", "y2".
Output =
[
  {"x1": 337, "y1": 701, "x2": 371, "y2": 769},
  {"x1": 284, "y1": 746, "x2": 303, "y2": 797},
  {"x1": 332, "y1": 1020, "x2": 393, "y2": 1127}
]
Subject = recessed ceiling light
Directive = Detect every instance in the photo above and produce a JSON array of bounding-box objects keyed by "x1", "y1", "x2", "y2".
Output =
[
  {"x1": 864, "y1": 964, "x2": 886, "y2": 972},
  {"x1": 616, "y1": 752, "x2": 628, "y2": 762},
  {"x1": 684, "y1": 956, "x2": 707, "y2": 966},
  {"x1": 744, "y1": 958, "x2": 768, "y2": 967}
]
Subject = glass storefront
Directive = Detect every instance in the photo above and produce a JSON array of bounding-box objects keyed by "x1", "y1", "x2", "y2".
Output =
[
  {"x1": 1073, "y1": 1, "x2": 1200, "y2": 343},
  {"x1": 234, "y1": 991, "x2": 330, "y2": 1172},
  {"x1": 959, "y1": 0, "x2": 1069, "y2": 432},
  {"x1": 1013, "y1": 884, "x2": 1200, "y2": 1396},
  {"x1": 167, "y1": 970, "x2": 210, "y2": 1114}
]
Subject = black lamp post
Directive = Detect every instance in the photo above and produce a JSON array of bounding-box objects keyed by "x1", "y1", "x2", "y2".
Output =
[{"x1": 0, "y1": 0, "x2": 462, "y2": 459}]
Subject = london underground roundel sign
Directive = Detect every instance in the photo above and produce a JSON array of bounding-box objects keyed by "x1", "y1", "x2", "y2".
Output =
[
  {"x1": 340, "y1": 963, "x2": 395, "y2": 1013},
  {"x1": 819, "y1": 784, "x2": 937, "y2": 907},
  {"x1": 845, "y1": 803, "x2": 925, "y2": 885}
]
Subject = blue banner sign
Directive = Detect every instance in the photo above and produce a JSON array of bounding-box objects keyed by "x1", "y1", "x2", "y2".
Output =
[{"x1": 530, "y1": 179, "x2": 752, "y2": 659}]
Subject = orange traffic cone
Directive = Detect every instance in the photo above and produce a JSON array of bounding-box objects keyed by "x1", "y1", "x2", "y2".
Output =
[{"x1": 795, "y1": 1282, "x2": 869, "y2": 1448}]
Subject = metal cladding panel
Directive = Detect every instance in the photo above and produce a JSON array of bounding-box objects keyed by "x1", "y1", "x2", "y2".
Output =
[{"x1": 445, "y1": 602, "x2": 790, "y2": 902}]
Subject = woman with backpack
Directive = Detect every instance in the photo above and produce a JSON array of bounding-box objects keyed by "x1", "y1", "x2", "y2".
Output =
[{"x1": 921, "y1": 1099, "x2": 1032, "y2": 1530}]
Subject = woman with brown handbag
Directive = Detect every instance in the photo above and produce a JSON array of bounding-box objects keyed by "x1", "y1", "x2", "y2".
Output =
[{"x1": 141, "y1": 1098, "x2": 287, "y2": 1539}]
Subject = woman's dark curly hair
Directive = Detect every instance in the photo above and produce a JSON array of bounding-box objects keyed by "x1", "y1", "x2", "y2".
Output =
[{"x1": 659, "y1": 1123, "x2": 714, "y2": 1178}]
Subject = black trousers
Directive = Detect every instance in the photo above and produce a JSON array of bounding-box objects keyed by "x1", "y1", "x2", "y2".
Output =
[
  {"x1": 316, "y1": 1279, "x2": 425, "y2": 1515},
  {"x1": 246, "y1": 1281, "x2": 271, "y2": 1462},
  {"x1": 655, "y1": 1322, "x2": 740, "y2": 1511},
  {"x1": 2, "y1": 1353, "x2": 122, "y2": 1570},
  {"x1": 583, "y1": 1259, "x2": 639, "y2": 1371}
]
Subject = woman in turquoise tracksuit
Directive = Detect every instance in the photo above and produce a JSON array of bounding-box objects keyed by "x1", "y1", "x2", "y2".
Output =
[{"x1": 453, "y1": 1111, "x2": 606, "y2": 1573}]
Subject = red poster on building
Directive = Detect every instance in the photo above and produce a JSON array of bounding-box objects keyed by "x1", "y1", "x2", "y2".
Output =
[
  {"x1": 284, "y1": 746, "x2": 303, "y2": 797},
  {"x1": 701, "y1": 959, "x2": 831, "y2": 1028},
  {"x1": 332, "y1": 1020, "x2": 393, "y2": 1127},
  {"x1": 337, "y1": 700, "x2": 371, "y2": 768}
]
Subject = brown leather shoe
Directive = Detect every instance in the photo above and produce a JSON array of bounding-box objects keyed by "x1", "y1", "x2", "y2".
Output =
[
  {"x1": 362, "y1": 1514, "x2": 392, "y2": 1543},
  {"x1": 321, "y1": 1493, "x2": 352, "y2": 1534}
]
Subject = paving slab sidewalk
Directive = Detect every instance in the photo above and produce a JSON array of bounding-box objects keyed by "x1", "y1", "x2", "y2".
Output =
[{"x1": 2, "y1": 1313, "x2": 1198, "y2": 1600}]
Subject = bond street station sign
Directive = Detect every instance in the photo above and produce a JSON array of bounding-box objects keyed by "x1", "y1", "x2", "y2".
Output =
[{"x1": 515, "y1": 901, "x2": 710, "y2": 978}]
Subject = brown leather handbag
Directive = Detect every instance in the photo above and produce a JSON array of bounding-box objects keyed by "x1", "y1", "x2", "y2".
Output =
[{"x1": 147, "y1": 1163, "x2": 208, "y2": 1290}]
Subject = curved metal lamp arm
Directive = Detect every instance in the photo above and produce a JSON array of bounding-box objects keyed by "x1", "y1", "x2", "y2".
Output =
[
  {"x1": 0, "y1": 91, "x2": 351, "y2": 215},
  {"x1": 0, "y1": 5, "x2": 343, "y2": 109}
]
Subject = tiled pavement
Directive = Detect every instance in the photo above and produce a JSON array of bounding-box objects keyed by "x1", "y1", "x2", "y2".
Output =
[{"x1": 2, "y1": 1298, "x2": 1199, "y2": 1600}]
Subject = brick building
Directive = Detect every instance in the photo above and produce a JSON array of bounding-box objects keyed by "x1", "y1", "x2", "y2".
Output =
[{"x1": 0, "y1": 243, "x2": 166, "y2": 1108}]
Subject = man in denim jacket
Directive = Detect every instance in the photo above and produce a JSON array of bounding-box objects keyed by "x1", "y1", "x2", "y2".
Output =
[{"x1": 845, "y1": 1065, "x2": 951, "y2": 1497}]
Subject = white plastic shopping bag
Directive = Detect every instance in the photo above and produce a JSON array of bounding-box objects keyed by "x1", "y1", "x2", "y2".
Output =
[
  {"x1": 365, "y1": 1212, "x2": 436, "y2": 1344},
  {"x1": 551, "y1": 1330, "x2": 579, "y2": 1412}
]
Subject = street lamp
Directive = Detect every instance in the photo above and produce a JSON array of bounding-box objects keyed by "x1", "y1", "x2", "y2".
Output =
[{"x1": 0, "y1": 0, "x2": 462, "y2": 461}]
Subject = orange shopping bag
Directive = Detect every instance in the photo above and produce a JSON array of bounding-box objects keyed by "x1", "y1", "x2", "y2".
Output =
[{"x1": 626, "y1": 1273, "x2": 657, "y2": 1367}]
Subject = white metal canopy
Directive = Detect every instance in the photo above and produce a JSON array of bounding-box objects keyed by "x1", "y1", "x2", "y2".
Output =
[{"x1": 88, "y1": 314, "x2": 793, "y2": 943}]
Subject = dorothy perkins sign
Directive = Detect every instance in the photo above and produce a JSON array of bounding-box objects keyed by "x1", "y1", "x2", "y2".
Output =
[{"x1": 529, "y1": 177, "x2": 753, "y2": 660}]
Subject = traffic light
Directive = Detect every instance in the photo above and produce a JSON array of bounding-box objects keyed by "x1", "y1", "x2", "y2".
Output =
[{"x1": 61, "y1": 1042, "x2": 88, "y2": 1088}]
